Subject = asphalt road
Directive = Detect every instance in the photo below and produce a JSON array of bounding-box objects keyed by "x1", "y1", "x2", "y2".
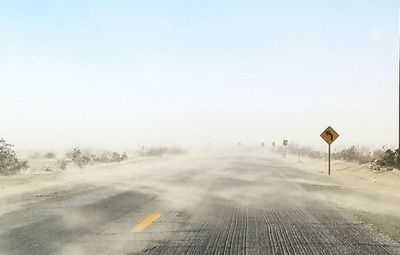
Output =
[{"x1": 0, "y1": 153, "x2": 399, "y2": 254}]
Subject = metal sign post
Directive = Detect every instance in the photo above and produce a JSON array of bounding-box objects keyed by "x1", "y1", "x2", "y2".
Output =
[
  {"x1": 320, "y1": 126, "x2": 339, "y2": 176},
  {"x1": 328, "y1": 144, "x2": 331, "y2": 176},
  {"x1": 283, "y1": 139, "x2": 288, "y2": 158}
]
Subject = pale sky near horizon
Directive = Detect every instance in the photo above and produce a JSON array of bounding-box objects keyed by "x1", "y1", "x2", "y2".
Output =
[{"x1": 0, "y1": 0, "x2": 398, "y2": 151}]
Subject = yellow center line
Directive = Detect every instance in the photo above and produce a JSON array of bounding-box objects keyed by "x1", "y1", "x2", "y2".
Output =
[{"x1": 133, "y1": 211, "x2": 161, "y2": 231}]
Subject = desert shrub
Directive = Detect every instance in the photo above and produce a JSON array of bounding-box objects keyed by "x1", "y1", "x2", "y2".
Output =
[
  {"x1": 372, "y1": 149, "x2": 385, "y2": 159},
  {"x1": 57, "y1": 159, "x2": 68, "y2": 170},
  {"x1": 0, "y1": 139, "x2": 29, "y2": 175},
  {"x1": 138, "y1": 147, "x2": 185, "y2": 157},
  {"x1": 138, "y1": 147, "x2": 167, "y2": 157},
  {"x1": 334, "y1": 146, "x2": 356, "y2": 161},
  {"x1": 44, "y1": 152, "x2": 56, "y2": 159},
  {"x1": 329, "y1": 146, "x2": 400, "y2": 170},
  {"x1": 121, "y1": 152, "x2": 128, "y2": 161},
  {"x1": 376, "y1": 149, "x2": 400, "y2": 169},
  {"x1": 166, "y1": 147, "x2": 185, "y2": 155},
  {"x1": 285, "y1": 145, "x2": 375, "y2": 162},
  {"x1": 59, "y1": 148, "x2": 128, "y2": 170},
  {"x1": 282, "y1": 142, "x2": 400, "y2": 171},
  {"x1": 69, "y1": 148, "x2": 90, "y2": 168},
  {"x1": 331, "y1": 146, "x2": 373, "y2": 164},
  {"x1": 95, "y1": 151, "x2": 112, "y2": 163},
  {"x1": 111, "y1": 152, "x2": 128, "y2": 162}
]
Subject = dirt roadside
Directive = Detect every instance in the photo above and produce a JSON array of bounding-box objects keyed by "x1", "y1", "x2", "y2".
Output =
[
  {"x1": 273, "y1": 152, "x2": 400, "y2": 243},
  {"x1": 0, "y1": 156, "x2": 167, "y2": 216}
]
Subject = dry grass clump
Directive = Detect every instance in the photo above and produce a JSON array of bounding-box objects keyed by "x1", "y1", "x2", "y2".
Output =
[{"x1": 44, "y1": 152, "x2": 56, "y2": 159}]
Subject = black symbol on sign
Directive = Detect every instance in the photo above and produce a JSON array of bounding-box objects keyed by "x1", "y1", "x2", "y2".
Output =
[{"x1": 325, "y1": 131, "x2": 333, "y2": 141}]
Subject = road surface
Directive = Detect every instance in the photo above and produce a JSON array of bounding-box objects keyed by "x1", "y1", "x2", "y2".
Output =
[{"x1": 0, "y1": 152, "x2": 399, "y2": 254}]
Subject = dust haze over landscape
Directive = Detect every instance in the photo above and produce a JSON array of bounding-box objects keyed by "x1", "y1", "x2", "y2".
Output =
[
  {"x1": 0, "y1": 1, "x2": 398, "y2": 152},
  {"x1": 1, "y1": 1, "x2": 400, "y2": 255}
]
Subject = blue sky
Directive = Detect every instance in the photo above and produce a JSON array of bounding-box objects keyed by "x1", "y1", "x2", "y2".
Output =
[{"x1": 0, "y1": 0, "x2": 398, "y2": 150}]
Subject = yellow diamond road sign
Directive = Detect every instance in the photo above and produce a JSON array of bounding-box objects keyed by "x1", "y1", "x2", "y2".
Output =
[{"x1": 320, "y1": 126, "x2": 339, "y2": 145}]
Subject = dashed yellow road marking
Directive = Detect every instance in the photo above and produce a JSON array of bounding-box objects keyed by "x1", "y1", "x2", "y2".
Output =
[{"x1": 133, "y1": 211, "x2": 161, "y2": 231}]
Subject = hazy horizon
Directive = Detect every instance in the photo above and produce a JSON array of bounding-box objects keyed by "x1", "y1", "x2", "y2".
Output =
[{"x1": 0, "y1": 1, "x2": 398, "y2": 151}]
